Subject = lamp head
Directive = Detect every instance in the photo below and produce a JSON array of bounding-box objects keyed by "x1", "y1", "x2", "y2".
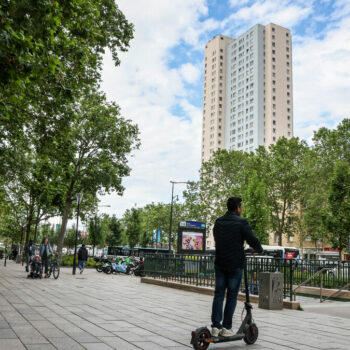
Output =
[{"x1": 76, "y1": 193, "x2": 83, "y2": 204}]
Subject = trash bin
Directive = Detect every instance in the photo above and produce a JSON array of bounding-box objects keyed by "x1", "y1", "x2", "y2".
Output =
[{"x1": 258, "y1": 272, "x2": 283, "y2": 310}]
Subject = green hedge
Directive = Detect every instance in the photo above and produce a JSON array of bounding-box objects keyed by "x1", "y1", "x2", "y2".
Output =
[{"x1": 60, "y1": 255, "x2": 98, "y2": 268}]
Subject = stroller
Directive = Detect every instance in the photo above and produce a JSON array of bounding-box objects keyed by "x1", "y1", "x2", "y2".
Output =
[{"x1": 27, "y1": 255, "x2": 42, "y2": 279}]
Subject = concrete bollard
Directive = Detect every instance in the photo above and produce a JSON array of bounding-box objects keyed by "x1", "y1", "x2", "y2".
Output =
[{"x1": 259, "y1": 272, "x2": 283, "y2": 310}]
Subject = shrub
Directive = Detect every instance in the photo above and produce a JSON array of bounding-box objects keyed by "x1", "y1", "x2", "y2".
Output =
[{"x1": 60, "y1": 255, "x2": 97, "y2": 268}]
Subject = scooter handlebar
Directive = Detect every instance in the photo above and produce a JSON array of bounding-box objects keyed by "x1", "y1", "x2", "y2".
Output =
[{"x1": 245, "y1": 247, "x2": 264, "y2": 255}]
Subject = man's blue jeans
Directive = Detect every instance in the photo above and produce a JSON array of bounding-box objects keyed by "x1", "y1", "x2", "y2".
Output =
[
  {"x1": 211, "y1": 266, "x2": 242, "y2": 329},
  {"x1": 78, "y1": 260, "x2": 86, "y2": 270}
]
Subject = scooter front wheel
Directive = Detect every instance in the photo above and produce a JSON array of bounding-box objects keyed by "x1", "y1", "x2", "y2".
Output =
[
  {"x1": 191, "y1": 328, "x2": 211, "y2": 350},
  {"x1": 244, "y1": 323, "x2": 258, "y2": 344}
]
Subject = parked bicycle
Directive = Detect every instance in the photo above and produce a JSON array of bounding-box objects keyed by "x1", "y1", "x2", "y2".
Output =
[{"x1": 47, "y1": 256, "x2": 60, "y2": 279}]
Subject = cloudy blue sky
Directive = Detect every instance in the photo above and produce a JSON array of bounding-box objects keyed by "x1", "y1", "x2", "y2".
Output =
[{"x1": 99, "y1": 0, "x2": 350, "y2": 217}]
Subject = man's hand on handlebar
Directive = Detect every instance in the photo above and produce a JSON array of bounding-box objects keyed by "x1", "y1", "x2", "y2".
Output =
[{"x1": 245, "y1": 247, "x2": 264, "y2": 255}]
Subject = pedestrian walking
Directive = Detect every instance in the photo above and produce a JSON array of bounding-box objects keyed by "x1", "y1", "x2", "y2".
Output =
[
  {"x1": 78, "y1": 244, "x2": 88, "y2": 274},
  {"x1": 39, "y1": 237, "x2": 52, "y2": 278},
  {"x1": 24, "y1": 240, "x2": 35, "y2": 272}
]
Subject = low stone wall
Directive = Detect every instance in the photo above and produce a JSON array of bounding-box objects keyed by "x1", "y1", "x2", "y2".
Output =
[
  {"x1": 141, "y1": 277, "x2": 300, "y2": 310},
  {"x1": 294, "y1": 285, "x2": 350, "y2": 300}
]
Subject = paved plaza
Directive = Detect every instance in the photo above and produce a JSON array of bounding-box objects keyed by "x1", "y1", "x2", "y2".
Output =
[{"x1": 0, "y1": 262, "x2": 349, "y2": 350}]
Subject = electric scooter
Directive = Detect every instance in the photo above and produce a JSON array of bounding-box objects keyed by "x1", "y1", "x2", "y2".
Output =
[{"x1": 190, "y1": 252, "x2": 258, "y2": 349}]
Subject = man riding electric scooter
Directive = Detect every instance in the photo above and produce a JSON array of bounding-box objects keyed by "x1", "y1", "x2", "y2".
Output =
[{"x1": 211, "y1": 196, "x2": 263, "y2": 338}]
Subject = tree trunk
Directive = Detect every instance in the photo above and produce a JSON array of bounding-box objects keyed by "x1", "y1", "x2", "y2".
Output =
[
  {"x1": 33, "y1": 206, "x2": 41, "y2": 243},
  {"x1": 56, "y1": 182, "x2": 74, "y2": 262},
  {"x1": 278, "y1": 229, "x2": 283, "y2": 247},
  {"x1": 24, "y1": 199, "x2": 34, "y2": 246}
]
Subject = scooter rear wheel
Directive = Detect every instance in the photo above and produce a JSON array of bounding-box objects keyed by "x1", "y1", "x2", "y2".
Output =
[
  {"x1": 192, "y1": 328, "x2": 211, "y2": 350},
  {"x1": 244, "y1": 323, "x2": 258, "y2": 344}
]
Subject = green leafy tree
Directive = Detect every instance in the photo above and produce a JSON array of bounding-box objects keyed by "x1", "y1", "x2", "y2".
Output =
[
  {"x1": 52, "y1": 92, "x2": 139, "y2": 260},
  {"x1": 256, "y1": 137, "x2": 308, "y2": 246},
  {"x1": 323, "y1": 161, "x2": 350, "y2": 263},
  {"x1": 200, "y1": 150, "x2": 248, "y2": 227},
  {"x1": 106, "y1": 215, "x2": 123, "y2": 247},
  {"x1": 64, "y1": 225, "x2": 82, "y2": 249},
  {"x1": 44, "y1": 224, "x2": 59, "y2": 247},
  {"x1": 0, "y1": 2, "x2": 137, "y2": 261},
  {"x1": 242, "y1": 171, "x2": 269, "y2": 244},
  {"x1": 138, "y1": 202, "x2": 184, "y2": 247},
  {"x1": 140, "y1": 231, "x2": 152, "y2": 247},
  {"x1": 88, "y1": 216, "x2": 104, "y2": 256},
  {"x1": 301, "y1": 119, "x2": 350, "y2": 251},
  {"x1": 182, "y1": 181, "x2": 206, "y2": 222},
  {"x1": 124, "y1": 208, "x2": 142, "y2": 250},
  {"x1": 1, "y1": 0, "x2": 134, "y2": 139},
  {"x1": 299, "y1": 149, "x2": 328, "y2": 249}
]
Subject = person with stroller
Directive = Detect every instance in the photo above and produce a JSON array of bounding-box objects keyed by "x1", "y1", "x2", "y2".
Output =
[
  {"x1": 39, "y1": 237, "x2": 52, "y2": 278},
  {"x1": 25, "y1": 240, "x2": 35, "y2": 272},
  {"x1": 78, "y1": 244, "x2": 88, "y2": 274},
  {"x1": 28, "y1": 254, "x2": 42, "y2": 278}
]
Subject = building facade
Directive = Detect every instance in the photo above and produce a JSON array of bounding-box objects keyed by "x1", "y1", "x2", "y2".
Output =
[
  {"x1": 201, "y1": 23, "x2": 293, "y2": 162},
  {"x1": 202, "y1": 35, "x2": 233, "y2": 163}
]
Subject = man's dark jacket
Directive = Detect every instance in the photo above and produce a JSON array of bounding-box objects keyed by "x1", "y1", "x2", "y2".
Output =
[
  {"x1": 78, "y1": 247, "x2": 88, "y2": 261},
  {"x1": 213, "y1": 211, "x2": 263, "y2": 271}
]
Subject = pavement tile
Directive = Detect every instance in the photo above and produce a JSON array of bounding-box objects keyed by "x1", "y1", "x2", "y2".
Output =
[
  {"x1": 26, "y1": 345, "x2": 57, "y2": 350},
  {"x1": 82, "y1": 343, "x2": 114, "y2": 350},
  {"x1": 0, "y1": 320, "x2": 9, "y2": 329},
  {"x1": 98, "y1": 336, "x2": 141, "y2": 349},
  {"x1": 112, "y1": 331, "x2": 145, "y2": 342},
  {"x1": 48, "y1": 337, "x2": 86, "y2": 350},
  {"x1": 1, "y1": 262, "x2": 350, "y2": 350},
  {"x1": 0, "y1": 338, "x2": 26, "y2": 350},
  {"x1": 132, "y1": 341, "x2": 168, "y2": 350},
  {"x1": 0, "y1": 327, "x2": 18, "y2": 338}
]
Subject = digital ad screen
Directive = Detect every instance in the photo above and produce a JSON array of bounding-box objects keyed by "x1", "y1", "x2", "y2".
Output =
[{"x1": 181, "y1": 231, "x2": 204, "y2": 251}]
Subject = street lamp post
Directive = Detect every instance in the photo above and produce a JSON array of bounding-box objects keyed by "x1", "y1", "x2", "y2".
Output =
[
  {"x1": 168, "y1": 181, "x2": 189, "y2": 253},
  {"x1": 72, "y1": 193, "x2": 83, "y2": 275}
]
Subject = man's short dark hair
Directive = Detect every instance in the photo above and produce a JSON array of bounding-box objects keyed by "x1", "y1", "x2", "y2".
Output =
[
  {"x1": 82, "y1": 244, "x2": 85, "y2": 248},
  {"x1": 227, "y1": 197, "x2": 242, "y2": 212}
]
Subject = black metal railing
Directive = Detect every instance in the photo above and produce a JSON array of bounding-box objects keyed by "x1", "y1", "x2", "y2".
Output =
[{"x1": 144, "y1": 254, "x2": 350, "y2": 301}]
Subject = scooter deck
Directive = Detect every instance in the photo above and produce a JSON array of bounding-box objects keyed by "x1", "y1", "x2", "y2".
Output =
[{"x1": 206, "y1": 333, "x2": 245, "y2": 343}]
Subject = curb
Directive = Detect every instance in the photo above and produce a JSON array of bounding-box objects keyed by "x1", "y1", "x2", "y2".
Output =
[{"x1": 141, "y1": 277, "x2": 300, "y2": 310}]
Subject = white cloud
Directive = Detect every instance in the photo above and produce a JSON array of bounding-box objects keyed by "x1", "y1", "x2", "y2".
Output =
[
  {"x1": 293, "y1": 15, "x2": 350, "y2": 139},
  {"x1": 229, "y1": 0, "x2": 250, "y2": 8},
  {"x1": 100, "y1": 0, "x2": 206, "y2": 216},
  {"x1": 179, "y1": 63, "x2": 201, "y2": 84},
  {"x1": 223, "y1": 0, "x2": 313, "y2": 34}
]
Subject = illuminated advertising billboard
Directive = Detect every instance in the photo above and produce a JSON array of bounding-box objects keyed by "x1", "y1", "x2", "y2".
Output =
[
  {"x1": 178, "y1": 221, "x2": 206, "y2": 253},
  {"x1": 181, "y1": 232, "x2": 204, "y2": 251}
]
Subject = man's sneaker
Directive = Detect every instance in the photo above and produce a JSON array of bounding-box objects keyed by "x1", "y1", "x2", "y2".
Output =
[
  {"x1": 220, "y1": 328, "x2": 234, "y2": 337},
  {"x1": 211, "y1": 327, "x2": 220, "y2": 337},
  {"x1": 80, "y1": 270, "x2": 83, "y2": 274}
]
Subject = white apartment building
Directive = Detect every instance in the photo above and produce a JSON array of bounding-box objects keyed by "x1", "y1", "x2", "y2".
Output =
[{"x1": 201, "y1": 23, "x2": 293, "y2": 162}]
